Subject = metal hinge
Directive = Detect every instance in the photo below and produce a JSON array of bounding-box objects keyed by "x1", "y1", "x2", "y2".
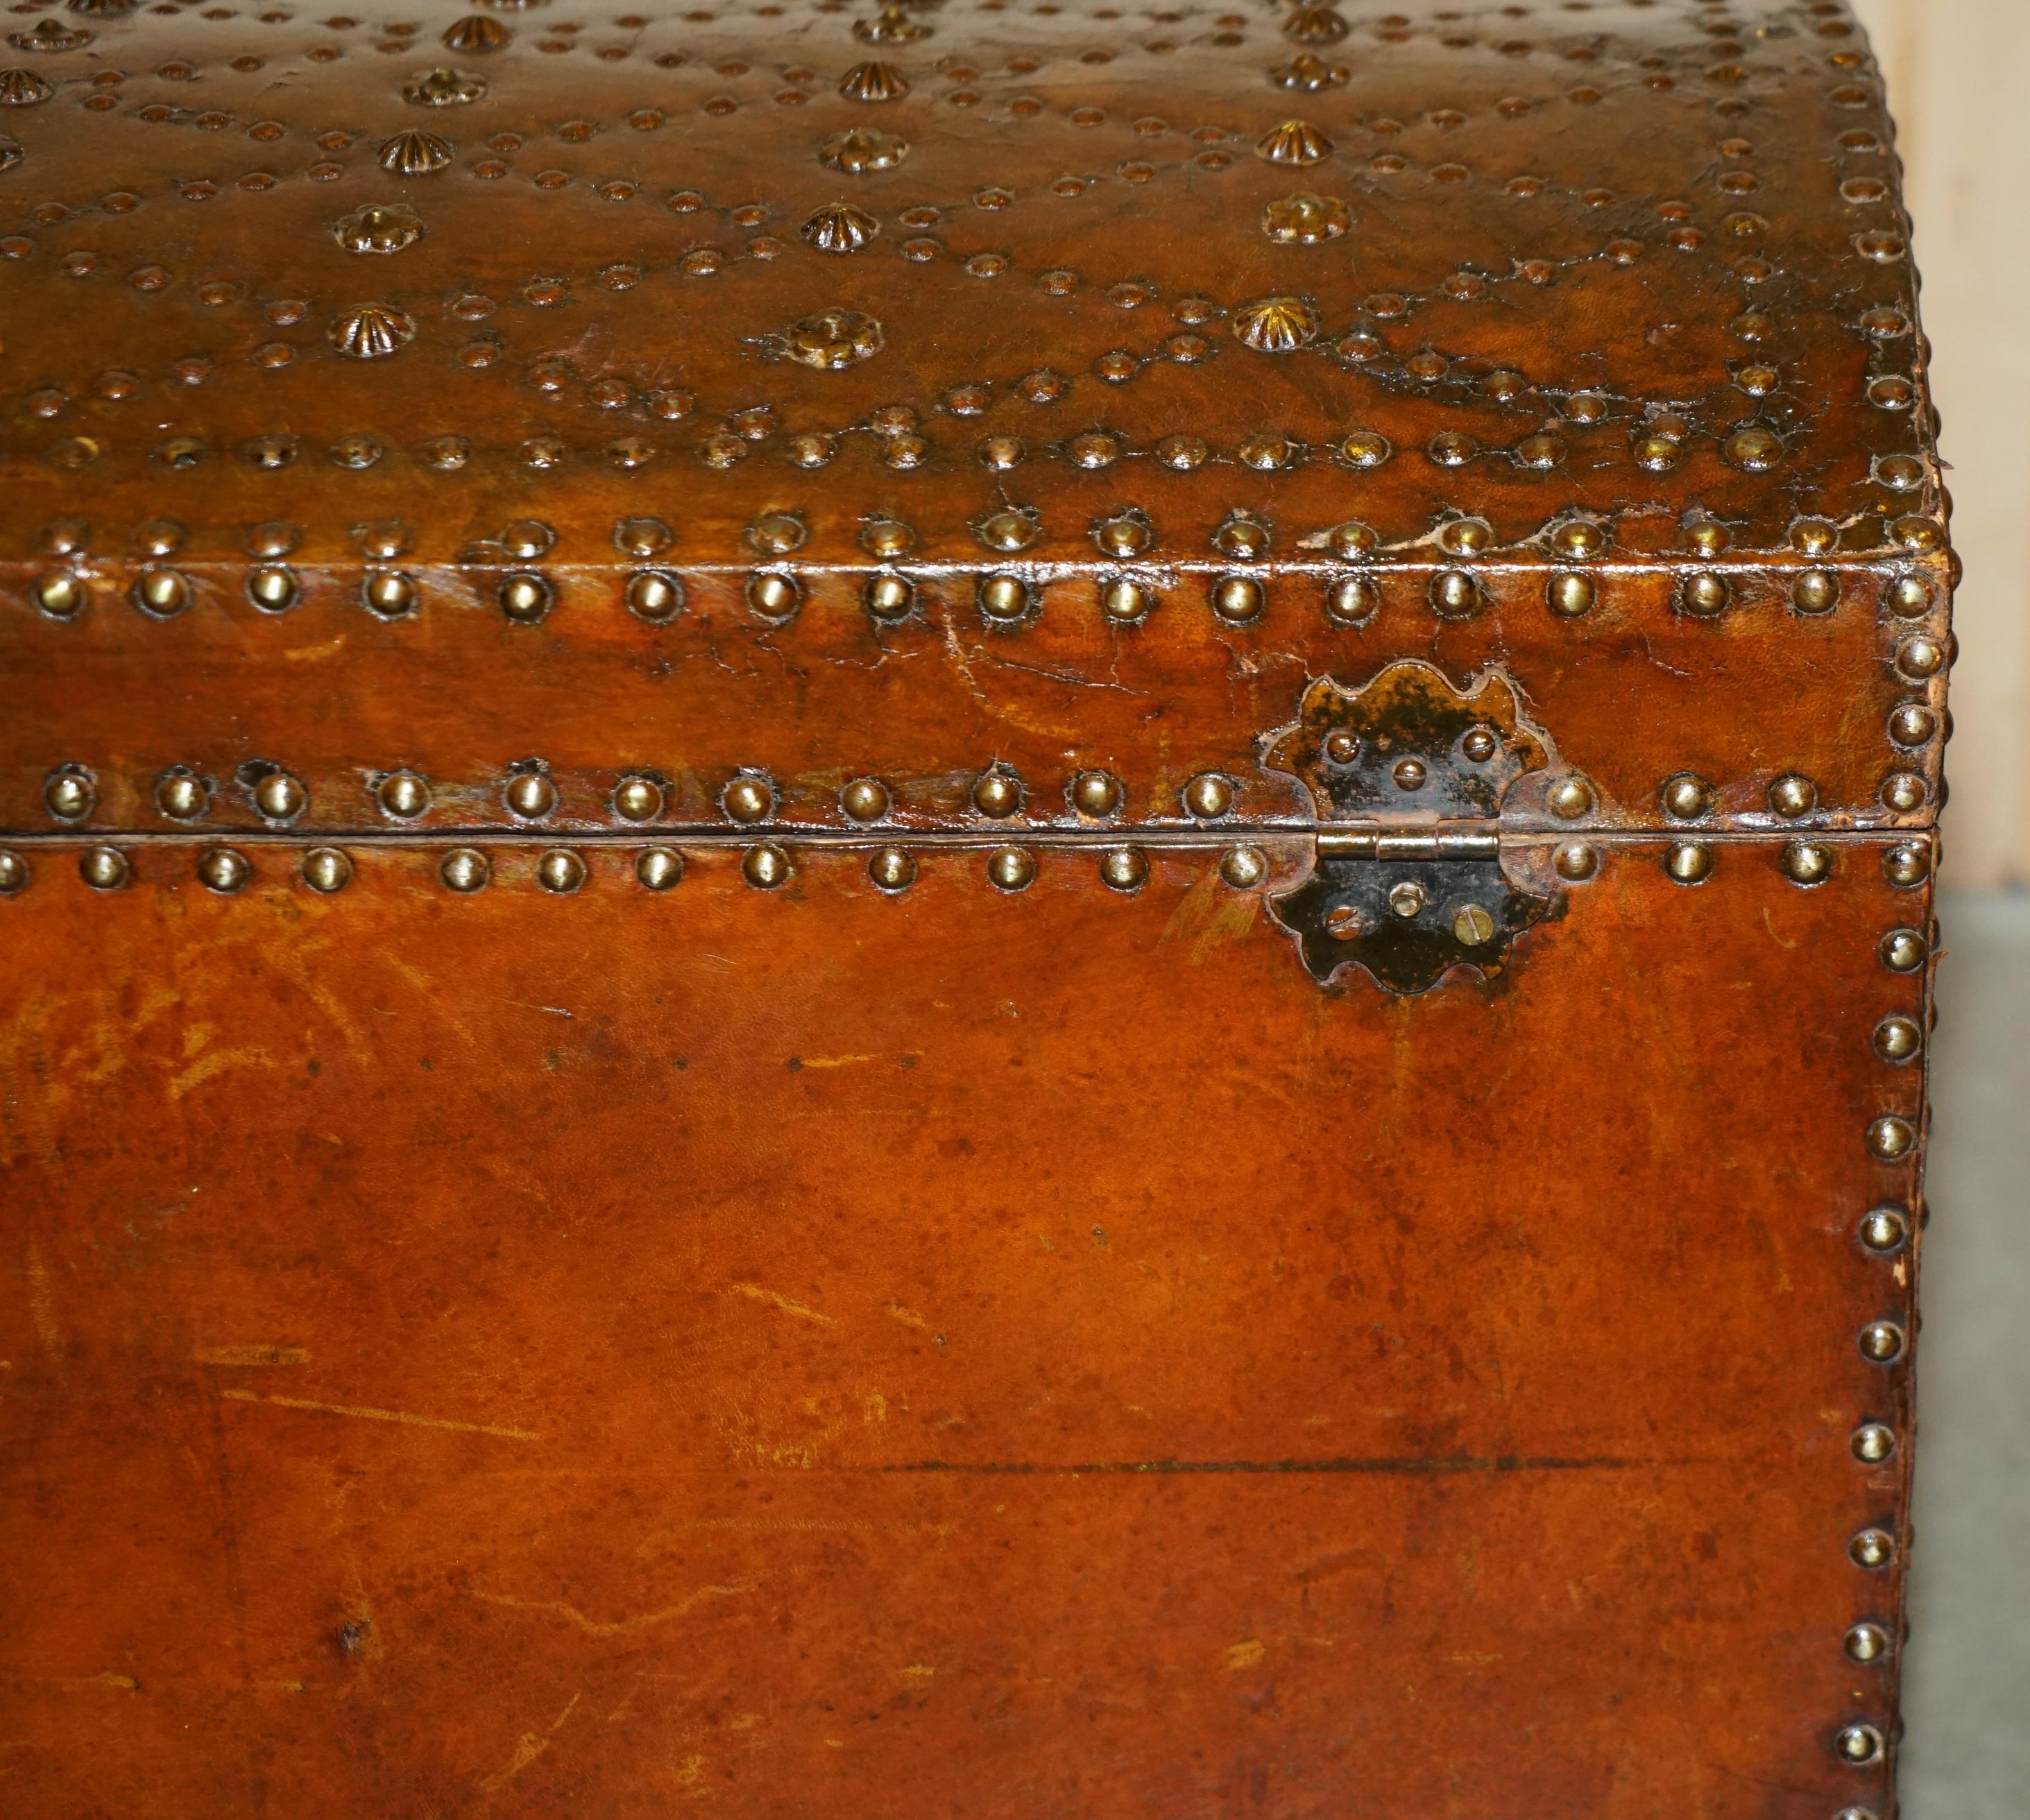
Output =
[{"x1": 1260, "y1": 663, "x2": 1561, "y2": 993}]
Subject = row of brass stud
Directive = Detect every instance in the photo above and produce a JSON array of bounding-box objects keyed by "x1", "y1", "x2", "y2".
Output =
[{"x1": 19, "y1": 563, "x2": 1949, "y2": 633}]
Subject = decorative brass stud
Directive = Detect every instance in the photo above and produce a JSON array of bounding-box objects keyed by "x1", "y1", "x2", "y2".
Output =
[
  {"x1": 79, "y1": 845, "x2": 130, "y2": 891},
  {"x1": 1428, "y1": 570, "x2": 1481, "y2": 619},
  {"x1": 1553, "y1": 842, "x2": 1600, "y2": 882},
  {"x1": 376, "y1": 771, "x2": 430, "y2": 820},
  {"x1": 247, "y1": 565, "x2": 300, "y2": 613},
  {"x1": 334, "y1": 201, "x2": 424, "y2": 255},
  {"x1": 746, "y1": 572, "x2": 802, "y2": 624},
  {"x1": 978, "y1": 573, "x2": 1032, "y2": 626},
  {"x1": 1661, "y1": 775, "x2": 1714, "y2": 821},
  {"x1": 1100, "y1": 578, "x2": 1154, "y2": 625},
  {"x1": 987, "y1": 846, "x2": 1037, "y2": 893},
  {"x1": 198, "y1": 846, "x2": 250, "y2": 894},
  {"x1": 801, "y1": 200, "x2": 880, "y2": 255},
  {"x1": 1664, "y1": 842, "x2": 1712, "y2": 886},
  {"x1": 361, "y1": 572, "x2": 418, "y2": 619},
  {"x1": 44, "y1": 764, "x2": 96, "y2": 822},
  {"x1": 1676, "y1": 572, "x2": 1732, "y2": 619},
  {"x1": 1850, "y1": 1423, "x2": 1895, "y2": 1464},
  {"x1": 1093, "y1": 515, "x2": 1150, "y2": 558},
  {"x1": 444, "y1": 15, "x2": 509, "y2": 51},
  {"x1": 0, "y1": 850, "x2": 28, "y2": 895},
  {"x1": 1256, "y1": 119, "x2": 1332, "y2": 164},
  {"x1": 498, "y1": 573, "x2": 552, "y2": 624},
  {"x1": 504, "y1": 771, "x2": 557, "y2": 821},
  {"x1": 864, "y1": 574, "x2": 915, "y2": 623},
  {"x1": 1884, "y1": 574, "x2": 1931, "y2": 619},
  {"x1": 1220, "y1": 845, "x2": 1268, "y2": 890},
  {"x1": 610, "y1": 776, "x2": 663, "y2": 823},
  {"x1": 34, "y1": 572, "x2": 85, "y2": 619},
  {"x1": 1882, "y1": 843, "x2": 1929, "y2": 888},
  {"x1": 1792, "y1": 569, "x2": 1840, "y2": 615},
  {"x1": 329, "y1": 302, "x2": 418, "y2": 360},
  {"x1": 1858, "y1": 1320, "x2": 1906, "y2": 1364},
  {"x1": 1071, "y1": 771, "x2": 1123, "y2": 819},
  {"x1": 251, "y1": 770, "x2": 306, "y2": 823},
  {"x1": 624, "y1": 571, "x2": 683, "y2": 623},
  {"x1": 1324, "y1": 575, "x2": 1379, "y2": 627},
  {"x1": 1895, "y1": 636, "x2": 1946, "y2": 682},
  {"x1": 133, "y1": 567, "x2": 192, "y2": 619},
  {"x1": 1866, "y1": 1115, "x2": 1915, "y2": 1160},
  {"x1": 1183, "y1": 773, "x2": 1236, "y2": 821},
  {"x1": 636, "y1": 847, "x2": 684, "y2": 891},
  {"x1": 1844, "y1": 1623, "x2": 1891, "y2": 1665},
  {"x1": 1210, "y1": 575, "x2": 1265, "y2": 625},
  {"x1": 1879, "y1": 927, "x2": 1927, "y2": 972},
  {"x1": 1100, "y1": 847, "x2": 1148, "y2": 893},
  {"x1": 976, "y1": 510, "x2": 1038, "y2": 555},
  {"x1": 1781, "y1": 841, "x2": 1833, "y2": 886},
  {"x1": 536, "y1": 849, "x2": 586, "y2": 895},
  {"x1": 1232, "y1": 295, "x2": 1322, "y2": 353},
  {"x1": 1886, "y1": 703, "x2": 1938, "y2": 748},
  {"x1": 1873, "y1": 1015, "x2": 1922, "y2": 1065},
  {"x1": 615, "y1": 517, "x2": 673, "y2": 559},
  {"x1": 971, "y1": 769, "x2": 1023, "y2": 818},
  {"x1": 867, "y1": 848, "x2": 915, "y2": 893},
  {"x1": 841, "y1": 778, "x2": 892, "y2": 823},
  {"x1": 377, "y1": 128, "x2": 453, "y2": 175},
  {"x1": 302, "y1": 848, "x2": 352, "y2": 893},
  {"x1": 1768, "y1": 773, "x2": 1818, "y2": 819},
  {"x1": 838, "y1": 60, "x2": 910, "y2": 102},
  {"x1": 722, "y1": 775, "x2": 776, "y2": 825},
  {"x1": 1834, "y1": 1724, "x2": 1884, "y2": 1766},
  {"x1": 821, "y1": 126, "x2": 909, "y2": 172},
  {"x1": 1859, "y1": 1208, "x2": 1910, "y2": 1256},
  {"x1": 1880, "y1": 773, "x2": 1927, "y2": 814},
  {"x1": 1849, "y1": 1527, "x2": 1895, "y2": 1569},
  {"x1": 1546, "y1": 573, "x2": 1595, "y2": 617},
  {"x1": 440, "y1": 848, "x2": 490, "y2": 893},
  {"x1": 1546, "y1": 777, "x2": 1594, "y2": 821}
]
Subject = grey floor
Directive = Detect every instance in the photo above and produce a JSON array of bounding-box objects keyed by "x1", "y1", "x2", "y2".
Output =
[{"x1": 1900, "y1": 887, "x2": 2030, "y2": 1818}]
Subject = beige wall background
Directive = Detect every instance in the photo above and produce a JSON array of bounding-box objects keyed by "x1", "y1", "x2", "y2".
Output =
[{"x1": 1852, "y1": 0, "x2": 2030, "y2": 884}]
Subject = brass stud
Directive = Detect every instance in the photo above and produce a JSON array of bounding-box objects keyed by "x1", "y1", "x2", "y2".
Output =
[
  {"x1": 35, "y1": 572, "x2": 87, "y2": 619},
  {"x1": 1848, "y1": 1527, "x2": 1896, "y2": 1569},
  {"x1": 132, "y1": 567, "x2": 192, "y2": 619},
  {"x1": 1880, "y1": 773, "x2": 1927, "y2": 814},
  {"x1": 1866, "y1": 1115, "x2": 1915, "y2": 1160},
  {"x1": 864, "y1": 574, "x2": 916, "y2": 623},
  {"x1": 722, "y1": 775, "x2": 776, "y2": 824},
  {"x1": 1546, "y1": 572, "x2": 1594, "y2": 617},
  {"x1": 841, "y1": 777, "x2": 892, "y2": 822},
  {"x1": 1100, "y1": 846, "x2": 1148, "y2": 893},
  {"x1": 252, "y1": 770, "x2": 306, "y2": 823},
  {"x1": 1094, "y1": 515, "x2": 1150, "y2": 558},
  {"x1": 1882, "y1": 843, "x2": 1929, "y2": 888},
  {"x1": 198, "y1": 846, "x2": 250, "y2": 894},
  {"x1": 440, "y1": 848, "x2": 491, "y2": 893},
  {"x1": 1858, "y1": 1320, "x2": 1906, "y2": 1364},
  {"x1": 868, "y1": 847, "x2": 916, "y2": 893},
  {"x1": 615, "y1": 517, "x2": 673, "y2": 558},
  {"x1": 972, "y1": 769, "x2": 1023, "y2": 818},
  {"x1": 978, "y1": 509, "x2": 1039, "y2": 555},
  {"x1": 0, "y1": 850, "x2": 28, "y2": 895},
  {"x1": 247, "y1": 565, "x2": 300, "y2": 612},
  {"x1": 1210, "y1": 574, "x2": 1265, "y2": 625},
  {"x1": 1844, "y1": 1622, "x2": 1891, "y2": 1664},
  {"x1": 1551, "y1": 520, "x2": 1606, "y2": 560},
  {"x1": 1886, "y1": 703, "x2": 1938, "y2": 748},
  {"x1": 1661, "y1": 774, "x2": 1714, "y2": 821},
  {"x1": 1553, "y1": 841, "x2": 1599, "y2": 882},
  {"x1": 1790, "y1": 518, "x2": 1839, "y2": 556},
  {"x1": 1895, "y1": 636, "x2": 1945, "y2": 681},
  {"x1": 1884, "y1": 574, "x2": 1931, "y2": 619},
  {"x1": 1677, "y1": 572, "x2": 1732, "y2": 618},
  {"x1": 376, "y1": 772, "x2": 430, "y2": 820},
  {"x1": 1860, "y1": 1208, "x2": 1909, "y2": 1253},
  {"x1": 499, "y1": 572, "x2": 552, "y2": 624},
  {"x1": 1879, "y1": 927, "x2": 1927, "y2": 972},
  {"x1": 987, "y1": 846, "x2": 1037, "y2": 892},
  {"x1": 361, "y1": 572, "x2": 418, "y2": 618},
  {"x1": 1392, "y1": 758, "x2": 1426, "y2": 791},
  {"x1": 1686, "y1": 520, "x2": 1730, "y2": 557},
  {"x1": 1388, "y1": 880, "x2": 1426, "y2": 919},
  {"x1": 1451, "y1": 903, "x2": 1496, "y2": 946},
  {"x1": 1324, "y1": 575, "x2": 1379, "y2": 627},
  {"x1": 1768, "y1": 773, "x2": 1818, "y2": 819},
  {"x1": 1835, "y1": 1724, "x2": 1884, "y2": 1766},
  {"x1": 536, "y1": 848, "x2": 586, "y2": 895},
  {"x1": 1850, "y1": 1424, "x2": 1895, "y2": 1464},
  {"x1": 1792, "y1": 569, "x2": 1840, "y2": 615},
  {"x1": 504, "y1": 771, "x2": 556, "y2": 821},
  {"x1": 613, "y1": 776, "x2": 664, "y2": 823},
  {"x1": 860, "y1": 520, "x2": 914, "y2": 559},
  {"x1": 44, "y1": 766, "x2": 94, "y2": 822},
  {"x1": 1220, "y1": 845, "x2": 1268, "y2": 890},
  {"x1": 1546, "y1": 776, "x2": 1594, "y2": 820},
  {"x1": 1100, "y1": 577, "x2": 1154, "y2": 625},
  {"x1": 79, "y1": 845, "x2": 130, "y2": 891},
  {"x1": 1183, "y1": 773, "x2": 1236, "y2": 820},
  {"x1": 1071, "y1": 770, "x2": 1123, "y2": 819},
  {"x1": 1328, "y1": 521, "x2": 1378, "y2": 559},
  {"x1": 626, "y1": 571, "x2": 684, "y2": 623},
  {"x1": 1782, "y1": 841, "x2": 1833, "y2": 886},
  {"x1": 1664, "y1": 842, "x2": 1712, "y2": 885},
  {"x1": 746, "y1": 572, "x2": 802, "y2": 624},
  {"x1": 978, "y1": 573, "x2": 1032, "y2": 626},
  {"x1": 1428, "y1": 569, "x2": 1481, "y2": 619},
  {"x1": 1873, "y1": 1015, "x2": 1922, "y2": 1064},
  {"x1": 302, "y1": 848, "x2": 353, "y2": 893},
  {"x1": 636, "y1": 846, "x2": 684, "y2": 891}
]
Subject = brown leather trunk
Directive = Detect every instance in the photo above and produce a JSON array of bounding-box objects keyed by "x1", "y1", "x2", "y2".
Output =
[{"x1": 0, "y1": 3, "x2": 1947, "y2": 1817}]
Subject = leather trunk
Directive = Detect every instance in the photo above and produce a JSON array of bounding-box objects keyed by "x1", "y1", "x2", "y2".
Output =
[{"x1": 0, "y1": 3, "x2": 1948, "y2": 1817}]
